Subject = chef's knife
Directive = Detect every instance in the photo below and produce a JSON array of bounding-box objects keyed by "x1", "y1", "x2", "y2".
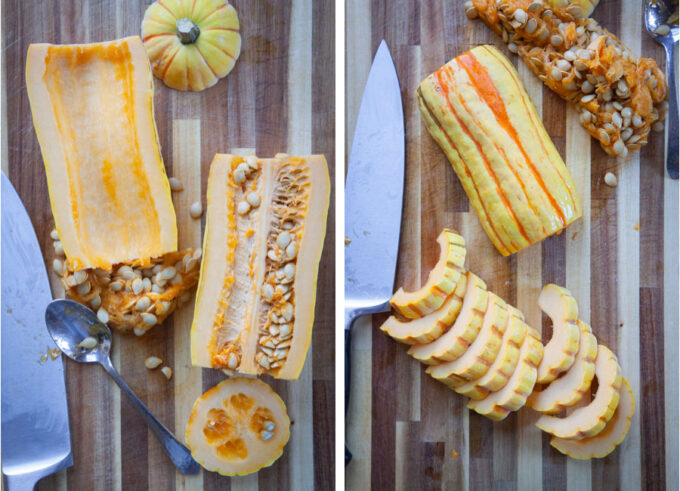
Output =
[
  {"x1": 345, "y1": 40, "x2": 405, "y2": 463},
  {"x1": 1, "y1": 173, "x2": 73, "y2": 489}
]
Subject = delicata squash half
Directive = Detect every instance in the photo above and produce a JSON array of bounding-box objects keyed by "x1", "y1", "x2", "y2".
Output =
[
  {"x1": 186, "y1": 377, "x2": 290, "y2": 476},
  {"x1": 26, "y1": 36, "x2": 198, "y2": 334},
  {"x1": 417, "y1": 45, "x2": 582, "y2": 256},
  {"x1": 191, "y1": 153, "x2": 330, "y2": 380}
]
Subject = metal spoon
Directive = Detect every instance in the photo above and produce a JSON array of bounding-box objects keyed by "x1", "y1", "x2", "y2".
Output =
[
  {"x1": 45, "y1": 299, "x2": 200, "y2": 475},
  {"x1": 645, "y1": 0, "x2": 679, "y2": 179}
]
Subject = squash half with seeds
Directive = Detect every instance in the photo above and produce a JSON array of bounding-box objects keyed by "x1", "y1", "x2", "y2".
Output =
[
  {"x1": 191, "y1": 154, "x2": 330, "y2": 380},
  {"x1": 26, "y1": 36, "x2": 198, "y2": 335}
]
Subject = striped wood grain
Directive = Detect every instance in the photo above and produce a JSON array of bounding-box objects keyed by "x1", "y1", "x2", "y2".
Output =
[
  {"x1": 2, "y1": 1, "x2": 334, "y2": 489},
  {"x1": 345, "y1": 0, "x2": 678, "y2": 489}
]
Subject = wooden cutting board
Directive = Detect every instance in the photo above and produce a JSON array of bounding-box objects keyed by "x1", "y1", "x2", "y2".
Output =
[
  {"x1": 2, "y1": 1, "x2": 334, "y2": 489},
  {"x1": 346, "y1": 0, "x2": 678, "y2": 489}
]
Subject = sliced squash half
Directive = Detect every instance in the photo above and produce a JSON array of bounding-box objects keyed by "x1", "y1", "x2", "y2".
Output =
[
  {"x1": 536, "y1": 284, "x2": 581, "y2": 384},
  {"x1": 467, "y1": 329, "x2": 543, "y2": 420},
  {"x1": 427, "y1": 292, "x2": 508, "y2": 386},
  {"x1": 191, "y1": 154, "x2": 330, "y2": 380},
  {"x1": 390, "y1": 229, "x2": 466, "y2": 318},
  {"x1": 380, "y1": 274, "x2": 467, "y2": 344},
  {"x1": 528, "y1": 320, "x2": 597, "y2": 414},
  {"x1": 185, "y1": 377, "x2": 290, "y2": 476},
  {"x1": 408, "y1": 272, "x2": 487, "y2": 365},
  {"x1": 550, "y1": 378, "x2": 635, "y2": 459},
  {"x1": 536, "y1": 345, "x2": 622, "y2": 439},
  {"x1": 454, "y1": 308, "x2": 527, "y2": 400}
]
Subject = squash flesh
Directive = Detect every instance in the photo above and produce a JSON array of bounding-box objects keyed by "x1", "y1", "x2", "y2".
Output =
[
  {"x1": 26, "y1": 37, "x2": 177, "y2": 271},
  {"x1": 185, "y1": 377, "x2": 290, "y2": 476},
  {"x1": 550, "y1": 378, "x2": 635, "y2": 459},
  {"x1": 191, "y1": 154, "x2": 330, "y2": 380}
]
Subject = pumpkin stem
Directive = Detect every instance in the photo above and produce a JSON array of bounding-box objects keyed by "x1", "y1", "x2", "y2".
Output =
[{"x1": 176, "y1": 17, "x2": 200, "y2": 44}]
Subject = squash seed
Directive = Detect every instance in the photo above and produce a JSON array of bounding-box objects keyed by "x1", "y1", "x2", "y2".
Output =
[
  {"x1": 604, "y1": 172, "x2": 618, "y2": 187},
  {"x1": 169, "y1": 177, "x2": 183, "y2": 191},
  {"x1": 73, "y1": 270, "x2": 88, "y2": 285},
  {"x1": 143, "y1": 277, "x2": 152, "y2": 292},
  {"x1": 264, "y1": 420, "x2": 275, "y2": 432},
  {"x1": 78, "y1": 336, "x2": 98, "y2": 350},
  {"x1": 157, "y1": 300, "x2": 171, "y2": 315},
  {"x1": 159, "y1": 266, "x2": 176, "y2": 281},
  {"x1": 237, "y1": 201, "x2": 250, "y2": 216},
  {"x1": 53, "y1": 258, "x2": 64, "y2": 276},
  {"x1": 77, "y1": 280, "x2": 92, "y2": 296},
  {"x1": 263, "y1": 284, "x2": 274, "y2": 302},
  {"x1": 227, "y1": 353, "x2": 238, "y2": 370},
  {"x1": 277, "y1": 231, "x2": 291, "y2": 248},
  {"x1": 285, "y1": 242, "x2": 298, "y2": 259},
  {"x1": 278, "y1": 324, "x2": 291, "y2": 338},
  {"x1": 110, "y1": 281, "x2": 124, "y2": 292},
  {"x1": 245, "y1": 155, "x2": 259, "y2": 170},
  {"x1": 246, "y1": 192, "x2": 260, "y2": 207},
  {"x1": 233, "y1": 169, "x2": 246, "y2": 184},
  {"x1": 152, "y1": 284, "x2": 164, "y2": 294},
  {"x1": 190, "y1": 201, "x2": 203, "y2": 219},
  {"x1": 236, "y1": 162, "x2": 251, "y2": 175},
  {"x1": 653, "y1": 121, "x2": 664, "y2": 132},
  {"x1": 53, "y1": 241, "x2": 64, "y2": 256},
  {"x1": 134, "y1": 328, "x2": 146, "y2": 336},
  {"x1": 97, "y1": 308, "x2": 109, "y2": 324},
  {"x1": 161, "y1": 366, "x2": 173, "y2": 380},
  {"x1": 141, "y1": 312, "x2": 158, "y2": 326},
  {"x1": 284, "y1": 263, "x2": 295, "y2": 279},
  {"x1": 260, "y1": 430, "x2": 273, "y2": 441},
  {"x1": 145, "y1": 356, "x2": 163, "y2": 369},
  {"x1": 135, "y1": 297, "x2": 151, "y2": 311},
  {"x1": 132, "y1": 278, "x2": 144, "y2": 295},
  {"x1": 90, "y1": 295, "x2": 101, "y2": 310}
]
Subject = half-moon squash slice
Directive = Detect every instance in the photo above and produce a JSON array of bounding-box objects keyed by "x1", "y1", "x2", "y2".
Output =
[
  {"x1": 390, "y1": 229, "x2": 466, "y2": 319},
  {"x1": 550, "y1": 378, "x2": 635, "y2": 459},
  {"x1": 536, "y1": 345, "x2": 622, "y2": 439},
  {"x1": 191, "y1": 154, "x2": 330, "y2": 380},
  {"x1": 380, "y1": 274, "x2": 467, "y2": 345},
  {"x1": 536, "y1": 284, "x2": 581, "y2": 383},
  {"x1": 185, "y1": 377, "x2": 290, "y2": 475},
  {"x1": 467, "y1": 329, "x2": 544, "y2": 420},
  {"x1": 408, "y1": 272, "x2": 487, "y2": 365},
  {"x1": 528, "y1": 320, "x2": 597, "y2": 414},
  {"x1": 427, "y1": 292, "x2": 508, "y2": 386},
  {"x1": 454, "y1": 307, "x2": 528, "y2": 400}
]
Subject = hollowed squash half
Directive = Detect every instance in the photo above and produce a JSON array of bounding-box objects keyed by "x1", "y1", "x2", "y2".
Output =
[
  {"x1": 536, "y1": 284, "x2": 581, "y2": 383},
  {"x1": 390, "y1": 229, "x2": 466, "y2": 318},
  {"x1": 550, "y1": 378, "x2": 635, "y2": 459},
  {"x1": 26, "y1": 36, "x2": 177, "y2": 271},
  {"x1": 536, "y1": 345, "x2": 622, "y2": 439},
  {"x1": 185, "y1": 377, "x2": 290, "y2": 476},
  {"x1": 191, "y1": 154, "x2": 330, "y2": 380}
]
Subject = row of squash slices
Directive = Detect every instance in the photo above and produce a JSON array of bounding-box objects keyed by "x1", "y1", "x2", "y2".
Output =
[{"x1": 381, "y1": 229, "x2": 634, "y2": 459}]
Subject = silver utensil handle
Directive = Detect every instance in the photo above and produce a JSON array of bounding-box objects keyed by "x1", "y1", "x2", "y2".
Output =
[
  {"x1": 99, "y1": 357, "x2": 200, "y2": 475},
  {"x1": 664, "y1": 39, "x2": 678, "y2": 179},
  {"x1": 4, "y1": 469, "x2": 43, "y2": 491}
]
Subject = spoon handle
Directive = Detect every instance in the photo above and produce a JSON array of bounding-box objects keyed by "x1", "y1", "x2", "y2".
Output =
[
  {"x1": 664, "y1": 39, "x2": 678, "y2": 179},
  {"x1": 99, "y1": 357, "x2": 201, "y2": 475}
]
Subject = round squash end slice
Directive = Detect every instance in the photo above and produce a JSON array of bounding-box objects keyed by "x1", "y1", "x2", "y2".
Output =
[
  {"x1": 528, "y1": 320, "x2": 598, "y2": 414},
  {"x1": 536, "y1": 345, "x2": 622, "y2": 440},
  {"x1": 185, "y1": 377, "x2": 290, "y2": 476},
  {"x1": 550, "y1": 378, "x2": 635, "y2": 459},
  {"x1": 536, "y1": 284, "x2": 581, "y2": 383},
  {"x1": 390, "y1": 229, "x2": 466, "y2": 319},
  {"x1": 408, "y1": 272, "x2": 487, "y2": 365}
]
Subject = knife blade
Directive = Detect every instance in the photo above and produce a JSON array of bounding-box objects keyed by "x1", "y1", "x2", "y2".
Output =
[
  {"x1": 344, "y1": 40, "x2": 404, "y2": 464},
  {"x1": 1, "y1": 173, "x2": 73, "y2": 489}
]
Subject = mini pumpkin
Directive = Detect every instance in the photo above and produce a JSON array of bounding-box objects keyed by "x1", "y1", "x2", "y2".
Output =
[
  {"x1": 141, "y1": 0, "x2": 241, "y2": 91},
  {"x1": 186, "y1": 377, "x2": 290, "y2": 475}
]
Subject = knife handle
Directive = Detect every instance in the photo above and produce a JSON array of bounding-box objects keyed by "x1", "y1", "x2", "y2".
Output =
[
  {"x1": 99, "y1": 357, "x2": 201, "y2": 475},
  {"x1": 345, "y1": 327, "x2": 353, "y2": 465}
]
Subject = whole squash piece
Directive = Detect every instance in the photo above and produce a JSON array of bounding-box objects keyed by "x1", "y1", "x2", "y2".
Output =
[
  {"x1": 550, "y1": 378, "x2": 635, "y2": 459},
  {"x1": 536, "y1": 284, "x2": 581, "y2": 383},
  {"x1": 380, "y1": 274, "x2": 467, "y2": 345},
  {"x1": 536, "y1": 345, "x2": 622, "y2": 440},
  {"x1": 185, "y1": 377, "x2": 290, "y2": 476},
  {"x1": 142, "y1": 0, "x2": 241, "y2": 91},
  {"x1": 528, "y1": 320, "x2": 598, "y2": 414},
  {"x1": 25, "y1": 36, "x2": 198, "y2": 334},
  {"x1": 390, "y1": 229, "x2": 467, "y2": 319},
  {"x1": 191, "y1": 154, "x2": 330, "y2": 380}
]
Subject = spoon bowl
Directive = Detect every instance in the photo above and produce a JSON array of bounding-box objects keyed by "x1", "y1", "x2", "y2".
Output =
[{"x1": 45, "y1": 299, "x2": 111, "y2": 363}]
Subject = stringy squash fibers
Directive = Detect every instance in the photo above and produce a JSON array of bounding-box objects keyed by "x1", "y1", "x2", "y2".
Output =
[
  {"x1": 186, "y1": 377, "x2": 290, "y2": 476},
  {"x1": 26, "y1": 36, "x2": 197, "y2": 334},
  {"x1": 142, "y1": 0, "x2": 241, "y2": 91},
  {"x1": 191, "y1": 154, "x2": 330, "y2": 380}
]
